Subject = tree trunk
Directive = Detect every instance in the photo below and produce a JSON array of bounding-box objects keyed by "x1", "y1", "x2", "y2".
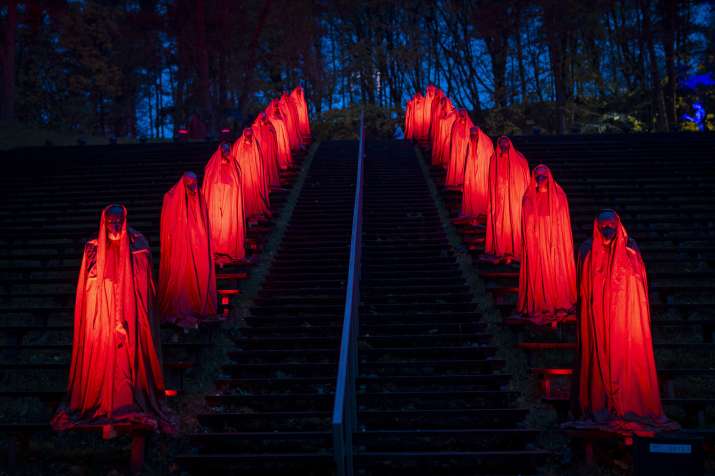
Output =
[
  {"x1": 660, "y1": 0, "x2": 677, "y2": 129},
  {"x1": 514, "y1": 12, "x2": 528, "y2": 105},
  {"x1": 0, "y1": 0, "x2": 17, "y2": 121},
  {"x1": 640, "y1": 0, "x2": 669, "y2": 131},
  {"x1": 194, "y1": 0, "x2": 211, "y2": 132}
]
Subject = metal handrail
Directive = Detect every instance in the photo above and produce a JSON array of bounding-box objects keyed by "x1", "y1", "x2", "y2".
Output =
[{"x1": 332, "y1": 110, "x2": 365, "y2": 476}]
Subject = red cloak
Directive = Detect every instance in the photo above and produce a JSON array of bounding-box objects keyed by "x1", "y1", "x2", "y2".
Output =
[
  {"x1": 572, "y1": 212, "x2": 678, "y2": 433},
  {"x1": 517, "y1": 165, "x2": 576, "y2": 323},
  {"x1": 444, "y1": 109, "x2": 474, "y2": 188},
  {"x1": 266, "y1": 105, "x2": 292, "y2": 170},
  {"x1": 52, "y1": 205, "x2": 174, "y2": 435},
  {"x1": 252, "y1": 116, "x2": 281, "y2": 188},
  {"x1": 461, "y1": 127, "x2": 494, "y2": 219},
  {"x1": 276, "y1": 97, "x2": 302, "y2": 152},
  {"x1": 233, "y1": 129, "x2": 271, "y2": 220},
  {"x1": 290, "y1": 86, "x2": 311, "y2": 144},
  {"x1": 412, "y1": 93, "x2": 430, "y2": 142},
  {"x1": 432, "y1": 104, "x2": 457, "y2": 167},
  {"x1": 159, "y1": 174, "x2": 217, "y2": 329},
  {"x1": 430, "y1": 96, "x2": 451, "y2": 154},
  {"x1": 202, "y1": 146, "x2": 246, "y2": 263},
  {"x1": 484, "y1": 137, "x2": 530, "y2": 261},
  {"x1": 405, "y1": 96, "x2": 416, "y2": 140},
  {"x1": 423, "y1": 85, "x2": 442, "y2": 139}
]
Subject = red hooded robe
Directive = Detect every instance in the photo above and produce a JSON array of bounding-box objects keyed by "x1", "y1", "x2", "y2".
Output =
[
  {"x1": 252, "y1": 115, "x2": 281, "y2": 188},
  {"x1": 233, "y1": 129, "x2": 271, "y2": 220},
  {"x1": 461, "y1": 127, "x2": 494, "y2": 219},
  {"x1": 517, "y1": 165, "x2": 576, "y2": 323},
  {"x1": 202, "y1": 145, "x2": 246, "y2": 263},
  {"x1": 266, "y1": 105, "x2": 292, "y2": 170},
  {"x1": 52, "y1": 205, "x2": 174, "y2": 435},
  {"x1": 290, "y1": 86, "x2": 311, "y2": 144},
  {"x1": 159, "y1": 174, "x2": 217, "y2": 329},
  {"x1": 484, "y1": 137, "x2": 530, "y2": 261},
  {"x1": 433, "y1": 103, "x2": 457, "y2": 167},
  {"x1": 276, "y1": 97, "x2": 302, "y2": 152},
  {"x1": 572, "y1": 211, "x2": 678, "y2": 433},
  {"x1": 423, "y1": 85, "x2": 442, "y2": 141},
  {"x1": 444, "y1": 109, "x2": 474, "y2": 188}
]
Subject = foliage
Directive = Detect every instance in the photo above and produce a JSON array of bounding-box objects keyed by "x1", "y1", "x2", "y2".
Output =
[{"x1": 1, "y1": 0, "x2": 713, "y2": 142}]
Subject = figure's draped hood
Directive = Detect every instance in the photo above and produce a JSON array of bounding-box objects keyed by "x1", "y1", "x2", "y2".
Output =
[
  {"x1": 484, "y1": 136, "x2": 530, "y2": 260},
  {"x1": 202, "y1": 145, "x2": 246, "y2": 261},
  {"x1": 517, "y1": 165, "x2": 576, "y2": 322},
  {"x1": 461, "y1": 126, "x2": 495, "y2": 218},
  {"x1": 53, "y1": 205, "x2": 174, "y2": 434},
  {"x1": 290, "y1": 86, "x2": 311, "y2": 143},
  {"x1": 445, "y1": 109, "x2": 474, "y2": 187},
  {"x1": 159, "y1": 176, "x2": 217, "y2": 328},
  {"x1": 233, "y1": 131, "x2": 271, "y2": 219},
  {"x1": 573, "y1": 210, "x2": 678, "y2": 431}
]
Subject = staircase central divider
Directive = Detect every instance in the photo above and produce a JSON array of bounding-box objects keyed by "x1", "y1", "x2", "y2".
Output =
[{"x1": 332, "y1": 110, "x2": 365, "y2": 476}]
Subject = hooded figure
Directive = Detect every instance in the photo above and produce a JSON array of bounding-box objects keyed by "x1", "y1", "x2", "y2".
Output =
[
  {"x1": 266, "y1": 104, "x2": 293, "y2": 170},
  {"x1": 461, "y1": 126, "x2": 494, "y2": 220},
  {"x1": 233, "y1": 128, "x2": 271, "y2": 220},
  {"x1": 202, "y1": 142, "x2": 246, "y2": 264},
  {"x1": 423, "y1": 85, "x2": 442, "y2": 140},
  {"x1": 431, "y1": 99, "x2": 457, "y2": 167},
  {"x1": 276, "y1": 96, "x2": 302, "y2": 152},
  {"x1": 159, "y1": 172, "x2": 217, "y2": 329},
  {"x1": 290, "y1": 86, "x2": 312, "y2": 144},
  {"x1": 483, "y1": 136, "x2": 530, "y2": 263},
  {"x1": 444, "y1": 109, "x2": 474, "y2": 188},
  {"x1": 252, "y1": 114, "x2": 281, "y2": 188},
  {"x1": 517, "y1": 165, "x2": 576, "y2": 324},
  {"x1": 569, "y1": 210, "x2": 679, "y2": 434},
  {"x1": 405, "y1": 95, "x2": 416, "y2": 140},
  {"x1": 52, "y1": 205, "x2": 174, "y2": 436}
]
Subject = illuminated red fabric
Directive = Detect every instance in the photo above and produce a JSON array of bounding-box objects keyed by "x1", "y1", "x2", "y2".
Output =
[
  {"x1": 266, "y1": 105, "x2": 292, "y2": 170},
  {"x1": 412, "y1": 93, "x2": 430, "y2": 142},
  {"x1": 432, "y1": 101, "x2": 457, "y2": 167},
  {"x1": 290, "y1": 86, "x2": 311, "y2": 144},
  {"x1": 405, "y1": 96, "x2": 416, "y2": 140},
  {"x1": 444, "y1": 109, "x2": 474, "y2": 188},
  {"x1": 159, "y1": 175, "x2": 217, "y2": 328},
  {"x1": 423, "y1": 85, "x2": 443, "y2": 139},
  {"x1": 429, "y1": 95, "x2": 451, "y2": 152},
  {"x1": 484, "y1": 137, "x2": 530, "y2": 261},
  {"x1": 252, "y1": 116, "x2": 281, "y2": 188},
  {"x1": 461, "y1": 127, "x2": 494, "y2": 218},
  {"x1": 202, "y1": 146, "x2": 246, "y2": 263},
  {"x1": 52, "y1": 205, "x2": 174, "y2": 435},
  {"x1": 276, "y1": 97, "x2": 302, "y2": 152},
  {"x1": 233, "y1": 129, "x2": 270, "y2": 219},
  {"x1": 516, "y1": 165, "x2": 576, "y2": 323},
  {"x1": 573, "y1": 212, "x2": 678, "y2": 433}
]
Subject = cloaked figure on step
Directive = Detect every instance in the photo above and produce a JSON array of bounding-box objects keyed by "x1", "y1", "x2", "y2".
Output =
[
  {"x1": 233, "y1": 128, "x2": 271, "y2": 222},
  {"x1": 203, "y1": 142, "x2": 246, "y2": 265},
  {"x1": 290, "y1": 86, "x2": 312, "y2": 145},
  {"x1": 565, "y1": 210, "x2": 679, "y2": 435},
  {"x1": 252, "y1": 113, "x2": 282, "y2": 189},
  {"x1": 431, "y1": 97, "x2": 457, "y2": 167},
  {"x1": 52, "y1": 205, "x2": 175, "y2": 437},
  {"x1": 444, "y1": 109, "x2": 474, "y2": 189},
  {"x1": 423, "y1": 84, "x2": 443, "y2": 141},
  {"x1": 482, "y1": 136, "x2": 530, "y2": 264},
  {"x1": 276, "y1": 96, "x2": 303, "y2": 152},
  {"x1": 516, "y1": 165, "x2": 576, "y2": 324},
  {"x1": 266, "y1": 103, "x2": 293, "y2": 170},
  {"x1": 159, "y1": 172, "x2": 217, "y2": 329},
  {"x1": 459, "y1": 126, "x2": 494, "y2": 223}
]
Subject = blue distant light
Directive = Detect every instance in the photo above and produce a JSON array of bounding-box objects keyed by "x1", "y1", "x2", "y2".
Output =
[
  {"x1": 681, "y1": 102, "x2": 706, "y2": 131},
  {"x1": 681, "y1": 73, "x2": 715, "y2": 91}
]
